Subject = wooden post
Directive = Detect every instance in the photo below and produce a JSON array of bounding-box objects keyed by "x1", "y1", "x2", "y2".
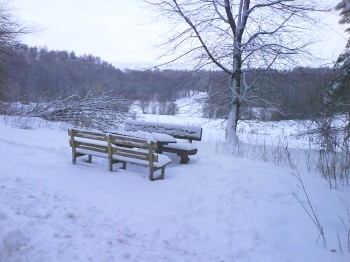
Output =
[
  {"x1": 160, "y1": 167, "x2": 165, "y2": 180},
  {"x1": 69, "y1": 129, "x2": 77, "y2": 164},
  {"x1": 148, "y1": 142, "x2": 154, "y2": 181},
  {"x1": 157, "y1": 142, "x2": 163, "y2": 154},
  {"x1": 107, "y1": 134, "x2": 113, "y2": 171},
  {"x1": 180, "y1": 155, "x2": 190, "y2": 164}
]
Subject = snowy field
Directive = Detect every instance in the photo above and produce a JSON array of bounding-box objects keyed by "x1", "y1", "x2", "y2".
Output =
[{"x1": 1, "y1": 102, "x2": 350, "y2": 261}]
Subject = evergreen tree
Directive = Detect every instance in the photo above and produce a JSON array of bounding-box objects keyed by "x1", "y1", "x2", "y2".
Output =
[{"x1": 326, "y1": 1, "x2": 350, "y2": 109}]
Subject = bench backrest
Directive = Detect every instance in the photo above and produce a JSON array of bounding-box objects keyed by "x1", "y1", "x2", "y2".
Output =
[
  {"x1": 68, "y1": 129, "x2": 109, "y2": 155},
  {"x1": 124, "y1": 120, "x2": 202, "y2": 142},
  {"x1": 110, "y1": 133, "x2": 158, "y2": 163}
]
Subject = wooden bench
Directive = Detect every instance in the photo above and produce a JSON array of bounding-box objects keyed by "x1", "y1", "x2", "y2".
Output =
[
  {"x1": 68, "y1": 129, "x2": 171, "y2": 181},
  {"x1": 124, "y1": 120, "x2": 202, "y2": 164}
]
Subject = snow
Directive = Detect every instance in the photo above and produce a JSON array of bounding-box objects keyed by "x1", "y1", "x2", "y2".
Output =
[
  {"x1": 125, "y1": 120, "x2": 202, "y2": 139},
  {"x1": 112, "y1": 152, "x2": 171, "y2": 168},
  {"x1": 75, "y1": 148, "x2": 108, "y2": 158},
  {"x1": 0, "y1": 110, "x2": 350, "y2": 261},
  {"x1": 162, "y1": 141, "x2": 197, "y2": 151},
  {"x1": 110, "y1": 130, "x2": 177, "y2": 143},
  {"x1": 74, "y1": 137, "x2": 108, "y2": 147}
]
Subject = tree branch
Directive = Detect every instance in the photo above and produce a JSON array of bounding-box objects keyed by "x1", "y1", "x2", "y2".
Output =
[{"x1": 171, "y1": 0, "x2": 232, "y2": 74}]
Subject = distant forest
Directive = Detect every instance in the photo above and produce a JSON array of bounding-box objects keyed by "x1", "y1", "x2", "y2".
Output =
[{"x1": 0, "y1": 44, "x2": 335, "y2": 120}]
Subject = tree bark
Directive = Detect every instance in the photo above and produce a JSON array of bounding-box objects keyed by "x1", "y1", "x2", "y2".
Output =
[
  {"x1": 226, "y1": 102, "x2": 239, "y2": 145},
  {"x1": 226, "y1": 48, "x2": 242, "y2": 146},
  {"x1": 226, "y1": 80, "x2": 240, "y2": 145}
]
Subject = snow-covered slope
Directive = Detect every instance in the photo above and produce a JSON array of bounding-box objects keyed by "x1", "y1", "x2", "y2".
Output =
[{"x1": 0, "y1": 113, "x2": 349, "y2": 261}]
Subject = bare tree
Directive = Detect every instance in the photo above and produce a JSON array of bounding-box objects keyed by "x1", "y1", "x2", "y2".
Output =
[
  {"x1": 0, "y1": 0, "x2": 32, "y2": 100},
  {"x1": 0, "y1": 0, "x2": 32, "y2": 56},
  {"x1": 145, "y1": 0, "x2": 326, "y2": 146}
]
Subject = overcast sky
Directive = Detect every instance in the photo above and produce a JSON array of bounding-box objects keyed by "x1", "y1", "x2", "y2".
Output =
[
  {"x1": 11, "y1": 0, "x2": 349, "y2": 70},
  {"x1": 12, "y1": 0, "x2": 168, "y2": 69}
]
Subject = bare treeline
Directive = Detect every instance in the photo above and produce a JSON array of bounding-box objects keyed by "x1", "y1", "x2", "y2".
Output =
[
  {"x1": 0, "y1": 44, "x2": 335, "y2": 120},
  {"x1": 0, "y1": 44, "x2": 204, "y2": 103},
  {"x1": 204, "y1": 68, "x2": 335, "y2": 120}
]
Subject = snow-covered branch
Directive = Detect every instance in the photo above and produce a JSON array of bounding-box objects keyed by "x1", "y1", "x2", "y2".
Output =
[{"x1": 6, "y1": 90, "x2": 131, "y2": 130}]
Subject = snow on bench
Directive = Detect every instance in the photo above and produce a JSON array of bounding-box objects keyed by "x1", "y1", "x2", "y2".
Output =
[
  {"x1": 124, "y1": 120, "x2": 202, "y2": 164},
  {"x1": 68, "y1": 129, "x2": 171, "y2": 181},
  {"x1": 112, "y1": 130, "x2": 177, "y2": 144},
  {"x1": 124, "y1": 120, "x2": 202, "y2": 142}
]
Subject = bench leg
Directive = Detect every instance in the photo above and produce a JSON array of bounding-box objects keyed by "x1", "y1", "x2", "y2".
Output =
[
  {"x1": 72, "y1": 151, "x2": 76, "y2": 164},
  {"x1": 72, "y1": 151, "x2": 86, "y2": 164},
  {"x1": 87, "y1": 155, "x2": 92, "y2": 163},
  {"x1": 149, "y1": 168, "x2": 165, "y2": 181},
  {"x1": 160, "y1": 167, "x2": 165, "y2": 180},
  {"x1": 179, "y1": 155, "x2": 190, "y2": 164},
  {"x1": 122, "y1": 162, "x2": 127, "y2": 170},
  {"x1": 149, "y1": 168, "x2": 154, "y2": 181}
]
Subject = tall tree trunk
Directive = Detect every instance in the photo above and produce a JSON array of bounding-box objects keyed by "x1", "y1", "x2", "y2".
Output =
[
  {"x1": 226, "y1": 101, "x2": 239, "y2": 145},
  {"x1": 226, "y1": 50, "x2": 241, "y2": 146},
  {"x1": 225, "y1": 76, "x2": 241, "y2": 146}
]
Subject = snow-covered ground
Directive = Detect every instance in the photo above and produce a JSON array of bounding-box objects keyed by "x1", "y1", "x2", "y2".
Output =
[{"x1": 1, "y1": 106, "x2": 350, "y2": 261}]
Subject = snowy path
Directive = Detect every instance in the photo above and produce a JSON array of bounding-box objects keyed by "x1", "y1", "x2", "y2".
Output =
[{"x1": 0, "y1": 119, "x2": 349, "y2": 261}]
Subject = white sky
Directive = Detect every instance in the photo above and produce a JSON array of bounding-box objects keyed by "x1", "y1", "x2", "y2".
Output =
[
  {"x1": 12, "y1": 0, "x2": 168, "y2": 69},
  {"x1": 10, "y1": 0, "x2": 349, "y2": 69}
]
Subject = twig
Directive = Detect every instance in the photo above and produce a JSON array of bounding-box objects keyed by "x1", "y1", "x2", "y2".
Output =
[
  {"x1": 337, "y1": 233, "x2": 343, "y2": 253},
  {"x1": 292, "y1": 170, "x2": 327, "y2": 248}
]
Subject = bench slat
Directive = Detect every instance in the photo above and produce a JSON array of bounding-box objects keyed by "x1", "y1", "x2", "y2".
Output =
[
  {"x1": 112, "y1": 140, "x2": 148, "y2": 149},
  {"x1": 113, "y1": 151, "x2": 149, "y2": 161},
  {"x1": 69, "y1": 129, "x2": 107, "y2": 141},
  {"x1": 75, "y1": 134, "x2": 106, "y2": 141},
  {"x1": 77, "y1": 144, "x2": 108, "y2": 154},
  {"x1": 111, "y1": 134, "x2": 149, "y2": 144},
  {"x1": 110, "y1": 135, "x2": 158, "y2": 150},
  {"x1": 70, "y1": 129, "x2": 106, "y2": 137},
  {"x1": 112, "y1": 147, "x2": 159, "y2": 162},
  {"x1": 113, "y1": 147, "x2": 148, "y2": 158},
  {"x1": 75, "y1": 141, "x2": 108, "y2": 151},
  {"x1": 76, "y1": 148, "x2": 108, "y2": 158}
]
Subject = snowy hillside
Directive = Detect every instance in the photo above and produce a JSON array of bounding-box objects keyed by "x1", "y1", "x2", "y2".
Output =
[{"x1": 0, "y1": 104, "x2": 350, "y2": 261}]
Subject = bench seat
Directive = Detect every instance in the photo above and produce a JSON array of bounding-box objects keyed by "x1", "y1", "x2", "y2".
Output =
[
  {"x1": 113, "y1": 153, "x2": 171, "y2": 168},
  {"x1": 162, "y1": 142, "x2": 198, "y2": 164},
  {"x1": 162, "y1": 142, "x2": 197, "y2": 151}
]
